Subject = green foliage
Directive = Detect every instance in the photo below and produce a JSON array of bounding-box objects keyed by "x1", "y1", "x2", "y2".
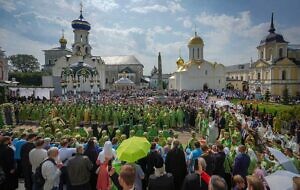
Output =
[
  {"x1": 9, "y1": 72, "x2": 44, "y2": 86},
  {"x1": 9, "y1": 54, "x2": 40, "y2": 72}
]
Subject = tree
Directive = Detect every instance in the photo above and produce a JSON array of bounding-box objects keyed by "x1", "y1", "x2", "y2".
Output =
[
  {"x1": 150, "y1": 66, "x2": 158, "y2": 76},
  {"x1": 282, "y1": 86, "x2": 289, "y2": 105},
  {"x1": 9, "y1": 54, "x2": 40, "y2": 72},
  {"x1": 264, "y1": 89, "x2": 270, "y2": 102}
]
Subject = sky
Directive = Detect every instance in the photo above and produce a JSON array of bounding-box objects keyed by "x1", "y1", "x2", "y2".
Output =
[{"x1": 0, "y1": 0, "x2": 300, "y2": 75}]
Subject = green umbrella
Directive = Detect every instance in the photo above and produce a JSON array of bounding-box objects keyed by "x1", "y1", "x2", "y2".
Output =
[{"x1": 116, "y1": 136, "x2": 150, "y2": 163}]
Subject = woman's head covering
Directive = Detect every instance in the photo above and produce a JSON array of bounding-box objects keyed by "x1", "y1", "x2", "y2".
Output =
[
  {"x1": 98, "y1": 141, "x2": 115, "y2": 163},
  {"x1": 103, "y1": 141, "x2": 113, "y2": 158}
]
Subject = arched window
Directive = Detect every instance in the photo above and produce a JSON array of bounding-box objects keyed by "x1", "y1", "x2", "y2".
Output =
[
  {"x1": 257, "y1": 73, "x2": 261, "y2": 80},
  {"x1": 282, "y1": 70, "x2": 286, "y2": 80},
  {"x1": 279, "y1": 48, "x2": 283, "y2": 58},
  {"x1": 205, "y1": 70, "x2": 208, "y2": 75},
  {"x1": 261, "y1": 51, "x2": 264, "y2": 59},
  {"x1": 85, "y1": 47, "x2": 89, "y2": 54},
  {"x1": 197, "y1": 48, "x2": 200, "y2": 59},
  {"x1": 268, "y1": 48, "x2": 272, "y2": 60}
]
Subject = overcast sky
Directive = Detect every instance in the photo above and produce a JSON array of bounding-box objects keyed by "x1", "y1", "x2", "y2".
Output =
[{"x1": 1, "y1": 0, "x2": 300, "y2": 75}]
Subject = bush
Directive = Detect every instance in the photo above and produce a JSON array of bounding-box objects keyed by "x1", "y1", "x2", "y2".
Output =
[{"x1": 8, "y1": 72, "x2": 45, "y2": 86}]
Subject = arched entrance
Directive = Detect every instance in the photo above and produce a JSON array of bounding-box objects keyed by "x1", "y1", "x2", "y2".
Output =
[
  {"x1": 242, "y1": 81, "x2": 249, "y2": 92},
  {"x1": 226, "y1": 83, "x2": 234, "y2": 90}
]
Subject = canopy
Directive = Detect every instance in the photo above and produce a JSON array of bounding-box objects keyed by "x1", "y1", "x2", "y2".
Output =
[
  {"x1": 114, "y1": 77, "x2": 135, "y2": 86},
  {"x1": 267, "y1": 147, "x2": 299, "y2": 174},
  {"x1": 265, "y1": 170, "x2": 300, "y2": 190}
]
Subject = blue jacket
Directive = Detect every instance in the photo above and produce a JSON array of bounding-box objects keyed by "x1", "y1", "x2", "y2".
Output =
[{"x1": 233, "y1": 153, "x2": 250, "y2": 178}]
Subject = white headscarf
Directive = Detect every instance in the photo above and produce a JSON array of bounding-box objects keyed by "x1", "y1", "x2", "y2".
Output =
[{"x1": 97, "y1": 141, "x2": 116, "y2": 163}]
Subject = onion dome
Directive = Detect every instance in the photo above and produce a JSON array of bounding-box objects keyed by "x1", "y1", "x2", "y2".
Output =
[
  {"x1": 71, "y1": 4, "x2": 91, "y2": 31},
  {"x1": 59, "y1": 35, "x2": 67, "y2": 45},
  {"x1": 188, "y1": 32, "x2": 204, "y2": 46},
  {"x1": 260, "y1": 13, "x2": 287, "y2": 45},
  {"x1": 176, "y1": 56, "x2": 185, "y2": 67}
]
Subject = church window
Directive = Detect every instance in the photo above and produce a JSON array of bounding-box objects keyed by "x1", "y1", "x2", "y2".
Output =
[
  {"x1": 241, "y1": 76, "x2": 243, "y2": 81},
  {"x1": 282, "y1": 70, "x2": 286, "y2": 80},
  {"x1": 205, "y1": 70, "x2": 208, "y2": 75},
  {"x1": 279, "y1": 48, "x2": 283, "y2": 58},
  {"x1": 85, "y1": 47, "x2": 89, "y2": 54},
  {"x1": 260, "y1": 51, "x2": 264, "y2": 59},
  {"x1": 218, "y1": 79, "x2": 221, "y2": 84},
  {"x1": 80, "y1": 35, "x2": 82, "y2": 42},
  {"x1": 268, "y1": 48, "x2": 272, "y2": 61},
  {"x1": 197, "y1": 48, "x2": 200, "y2": 59},
  {"x1": 48, "y1": 60, "x2": 51, "y2": 65},
  {"x1": 105, "y1": 78, "x2": 108, "y2": 84},
  {"x1": 257, "y1": 73, "x2": 261, "y2": 80}
]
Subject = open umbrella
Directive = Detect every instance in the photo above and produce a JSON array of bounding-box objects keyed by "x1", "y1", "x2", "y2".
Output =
[
  {"x1": 116, "y1": 136, "x2": 150, "y2": 163},
  {"x1": 267, "y1": 147, "x2": 299, "y2": 174},
  {"x1": 265, "y1": 170, "x2": 300, "y2": 190}
]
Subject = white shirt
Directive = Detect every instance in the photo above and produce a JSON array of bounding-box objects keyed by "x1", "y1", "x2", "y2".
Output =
[
  {"x1": 58, "y1": 147, "x2": 76, "y2": 162},
  {"x1": 29, "y1": 148, "x2": 48, "y2": 173},
  {"x1": 42, "y1": 159, "x2": 61, "y2": 190}
]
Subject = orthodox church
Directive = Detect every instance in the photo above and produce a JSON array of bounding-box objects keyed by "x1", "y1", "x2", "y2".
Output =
[
  {"x1": 169, "y1": 32, "x2": 226, "y2": 90},
  {"x1": 226, "y1": 13, "x2": 300, "y2": 97},
  {"x1": 43, "y1": 5, "x2": 144, "y2": 95}
]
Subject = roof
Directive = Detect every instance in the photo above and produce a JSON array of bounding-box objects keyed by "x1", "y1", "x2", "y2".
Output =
[
  {"x1": 119, "y1": 67, "x2": 134, "y2": 73},
  {"x1": 114, "y1": 77, "x2": 134, "y2": 85},
  {"x1": 102, "y1": 55, "x2": 143, "y2": 66},
  {"x1": 225, "y1": 63, "x2": 251, "y2": 72},
  {"x1": 44, "y1": 47, "x2": 72, "y2": 52},
  {"x1": 188, "y1": 32, "x2": 204, "y2": 46}
]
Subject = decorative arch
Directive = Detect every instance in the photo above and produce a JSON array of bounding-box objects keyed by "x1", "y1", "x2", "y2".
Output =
[{"x1": 282, "y1": 70, "x2": 286, "y2": 80}]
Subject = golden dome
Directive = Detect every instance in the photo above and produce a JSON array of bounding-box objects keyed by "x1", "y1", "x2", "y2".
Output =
[
  {"x1": 188, "y1": 32, "x2": 204, "y2": 46},
  {"x1": 176, "y1": 56, "x2": 185, "y2": 67},
  {"x1": 59, "y1": 36, "x2": 67, "y2": 44}
]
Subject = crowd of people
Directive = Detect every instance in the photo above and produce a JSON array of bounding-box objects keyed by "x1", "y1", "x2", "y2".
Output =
[{"x1": 0, "y1": 89, "x2": 300, "y2": 190}]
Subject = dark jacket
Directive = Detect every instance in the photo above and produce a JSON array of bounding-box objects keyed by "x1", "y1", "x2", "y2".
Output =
[
  {"x1": 181, "y1": 173, "x2": 207, "y2": 190},
  {"x1": 66, "y1": 153, "x2": 93, "y2": 186},
  {"x1": 0, "y1": 144, "x2": 18, "y2": 190},
  {"x1": 146, "y1": 150, "x2": 162, "y2": 177},
  {"x1": 201, "y1": 153, "x2": 215, "y2": 176},
  {"x1": 148, "y1": 173, "x2": 174, "y2": 190},
  {"x1": 233, "y1": 153, "x2": 250, "y2": 178},
  {"x1": 213, "y1": 152, "x2": 225, "y2": 178},
  {"x1": 165, "y1": 147, "x2": 187, "y2": 190}
]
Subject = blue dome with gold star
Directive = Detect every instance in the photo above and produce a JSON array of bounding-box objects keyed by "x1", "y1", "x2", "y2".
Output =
[{"x1": 71, "y1": 5, "x2": 90, "y2": 31}]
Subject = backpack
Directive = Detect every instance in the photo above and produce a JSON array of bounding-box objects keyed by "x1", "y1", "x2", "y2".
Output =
[{"x1": 34, "y1": 158, "x2": 56, "y2": 188}]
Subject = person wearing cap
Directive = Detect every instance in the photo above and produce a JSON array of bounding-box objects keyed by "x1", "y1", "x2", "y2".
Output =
[{"x1": 148, "y1": 155, "x2": 174, "y2": 190}]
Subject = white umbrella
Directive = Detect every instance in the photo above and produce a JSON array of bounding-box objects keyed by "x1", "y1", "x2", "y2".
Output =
[
  {"x1": 265, "y1": 170, "x2": 300, "y2": 190},
  {"x1": 267, "y1": 147, "x2": 299, "y2": 174}
]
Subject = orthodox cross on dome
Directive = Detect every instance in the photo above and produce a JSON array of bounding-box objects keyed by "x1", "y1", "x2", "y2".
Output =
[
  {"x1": 179, "y1": 48, "x2": 181, "y2": 57},
  {"x1": 79, "y1": 2, "x2": 84, "y2": 19},
  {"x1": 62, "y1": 29, "x2": 65, "y2": 38},
  {"x1": 269, "y1": 12, "x2": 275, "y2": 33},
  {"x1": 194, "y1": 24, "x2": 197, "y2": 36}
]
